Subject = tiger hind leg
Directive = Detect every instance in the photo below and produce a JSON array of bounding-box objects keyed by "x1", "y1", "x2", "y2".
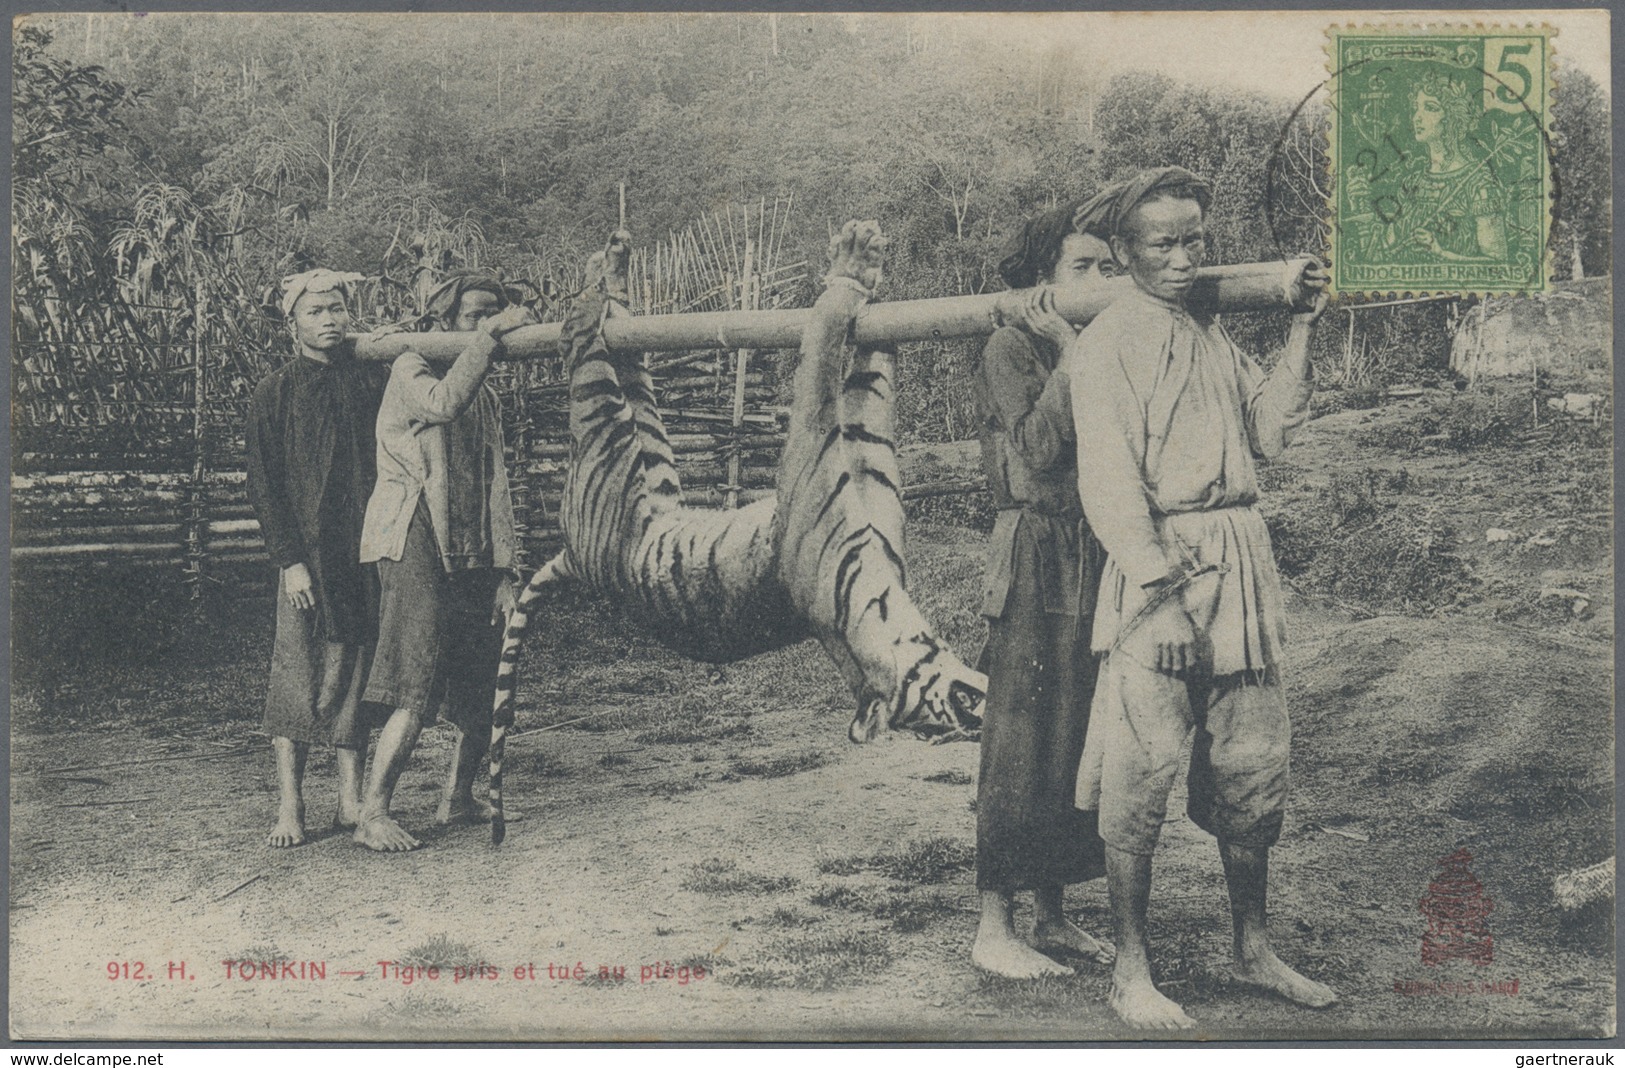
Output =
[{"x1": 775, "y1": 220, "x2": 986, "y2": 742}]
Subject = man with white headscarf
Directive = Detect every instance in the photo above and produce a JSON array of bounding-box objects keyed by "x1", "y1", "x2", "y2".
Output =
[{"x1": 246, "y1": 269, "x2": 386, "y2": 848}]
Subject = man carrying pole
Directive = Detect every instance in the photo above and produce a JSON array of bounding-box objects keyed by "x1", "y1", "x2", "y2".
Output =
[
  {"x1": 354, "y1": 271, "x2": 535, "y2": 851},
  {"x1": 1067, "y1": 167, "x2": 1335, "y2": 1028}
]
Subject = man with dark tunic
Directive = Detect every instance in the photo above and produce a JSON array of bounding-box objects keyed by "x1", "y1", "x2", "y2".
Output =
[
  {"x1": 1068, "y1": 166, "x2": 1335, "y2": 1028},
  {"x1": 354, "y1": 272, "x2": 535, "y2": 852},
  {"x1": 970, "y1": 199, "x2": 1119, "y2": 978},
  {"x1": 246, "y1": 269, "x2": 385, "y2": 847}
]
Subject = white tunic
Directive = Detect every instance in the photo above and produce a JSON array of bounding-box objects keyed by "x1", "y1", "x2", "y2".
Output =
[{"x1": 1068, "y1": 288, "x2": 1311, "y2": 675}]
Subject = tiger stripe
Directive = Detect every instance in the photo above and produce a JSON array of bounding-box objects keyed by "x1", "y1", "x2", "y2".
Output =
[{"x1": 487, "y1": 224, "x2": 986, "y2": 842}]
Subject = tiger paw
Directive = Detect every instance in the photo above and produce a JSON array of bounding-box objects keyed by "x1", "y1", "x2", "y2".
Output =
[{"x1": 825, "y1": 220, "x2": 886, "y2": 294}]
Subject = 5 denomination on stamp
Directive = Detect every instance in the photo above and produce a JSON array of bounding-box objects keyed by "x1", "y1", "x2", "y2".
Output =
[{"x1": 1328, "y1": 25, "x2": 1554, "y2": 295}]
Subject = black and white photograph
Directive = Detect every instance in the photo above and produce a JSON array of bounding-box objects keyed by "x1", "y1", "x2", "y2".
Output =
[{"x1": 7, "y1": 8, "x2": 1616, "y2": 1042}]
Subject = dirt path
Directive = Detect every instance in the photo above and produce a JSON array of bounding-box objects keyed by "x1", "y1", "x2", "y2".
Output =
[
  {"x1": 12, "y1": 385, "x2": 1615, "y2": 1040},
  {"x1": 9, "y1": 584, "x2": 1613, "y2": 1040}
]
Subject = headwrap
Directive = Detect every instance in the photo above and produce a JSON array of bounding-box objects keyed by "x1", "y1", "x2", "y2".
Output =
[
  {"x1": 1088, "y1": 166, "x2": 1213, "y2": 239},
  {"x1": 279, "y1": 268, "x2": 364, "y2": 318},
  {"x1": 420, "y1": 269, "x2": 527, "y2": 329},
  {"x1": 1072, "y1": 179, "x2": 1126, "y2": 239},
  {"x1": 996, "y1": 201, "x2": 1082, "y2": 289}
]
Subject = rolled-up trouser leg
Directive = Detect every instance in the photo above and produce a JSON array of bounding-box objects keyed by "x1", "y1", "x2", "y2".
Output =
[
  {"x1": 1186, "y1": 670, "x2": 1290, "y2": 849},
  {"x1": 1083, "y1": 655, "x2": 1197, "y2": 856}
]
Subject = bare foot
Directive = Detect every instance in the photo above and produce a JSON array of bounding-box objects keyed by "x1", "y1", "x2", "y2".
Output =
[
  {"x1": 1034, "y1": 917, "x2": 1116, "y2": 965},
  {"x1": 353, "y1": 813, "x2": 421, "y2": 853},
  {"x1": 1233, "y1": 950, "x2": 1338, "y2": 1008},
  {"x1": 435, "y1": 794, "x2": 525, "y2": 827},
  {"x1": 333, "y1": 802, "x2": 362, "y2": 832},
  {"x1": 1110, "y1": 977, "x2": 1196, "y2": 1030},
  {"x1": 267, "y1": 808, "x2": 305, "y2": 848},
  {"x1": 972, "y1": 927, "x2": 1075, "y2": 979}
]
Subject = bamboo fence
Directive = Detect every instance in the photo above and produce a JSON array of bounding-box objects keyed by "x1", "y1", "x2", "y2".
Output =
[{"x1": 13, "y1": 201, "x2": 806, "y2": 592}]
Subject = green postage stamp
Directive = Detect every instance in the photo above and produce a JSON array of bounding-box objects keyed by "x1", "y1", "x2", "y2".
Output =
[{"x1": 1327, "y1": 25, "x2": 1554, "y2": 295}]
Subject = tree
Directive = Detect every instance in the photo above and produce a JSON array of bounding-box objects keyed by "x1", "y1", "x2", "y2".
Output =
[
  {"x1": 12, "y1": 24, "x2": 134, "y2": 191},
  {"x1": 1550, "y1": 68, "x2": 1610, "y2": 278},
  {"x1": 12, "y1": 24, "x2": 139, "y2": 338}
]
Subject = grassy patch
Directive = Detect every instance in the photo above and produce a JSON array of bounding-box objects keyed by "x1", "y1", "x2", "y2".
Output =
[
  {"x1": 1355, "y1": 386, "x2": 1538, "y2": 453},
  {"x1": 922, "y1": 768, "x2": 973, "y2": 786},
  {"x1": 681, "y1": 857, "x2": 798, "y2": 896},
  {"x1": 722, "y1": 931, "x2": 893, "y2": 991},
  {"x1": 809, "y1": 883, "x2": 863, "y2": 909},
  {"x1": 805, "y1": 882, "x2": 961, "y2": 932},
  {"x1": 383, "y1": 992, "x2": 461, "y2": 1021},
  {"x1": 761, "y1": 906, "x2": 822, "y2": 929},
  {"x1": 809, "y1": 836, "x2": 975, "y2": 885},
  {"x1": 972, "y1": 972, "x2": 1105, "y2": 1017},
  {"x1": 869, "y1": 890, "x2": 960, "y2": 933},
  {"x1": 816, "y1": 854, "x2": 867, "y2": 876},
  {"x1": 905, "y1": 490, "x2": 998, "y2": 534},
  {"x1": 1311, "y1": 511, "x2": 1470, "y2": 611},
  {"x1": 399, "y1": 934, "x2": 483, "y2": 970},
  {"x1": 1149, "y1": 926, "x2": 1227, "y2": 994},
  {"x1": 1341, "y1": 385, "x2": 1385, "y2": 411},
  {"x1": 597, "y1": 752, "x2": 634, "y2": 769},
  {"x1": 868, "y1": 835, "x2": 975, "y2": 884},
  {"x1": 578, "y1": 966, "x2": 632, "y2": 987},
  {"x1": 224, "y1": 944, "x2": 288, "y2": 967},
  {"x1": 727, "y1": 750, "x2": 827, "y2": 779},
  {"x1": 1266, "y1": 468, "x2": 1473, "y2": 612},
  {"x1": 647, "y1": 776, "x2": 706, "y2": 798},
  {"x1": 677, "y1": 951, "x2": 731, "y2": 973},
  {"x1": 633, "y1": 699, "x2": 753, "y2": 745},
  {"x1": 502, "y1": 748, "x2": 573, "y2": 779}
]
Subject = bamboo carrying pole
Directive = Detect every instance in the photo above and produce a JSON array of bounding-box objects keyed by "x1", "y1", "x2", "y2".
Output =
[{"x1": 353, "y1": 261, "x2": 1317, "y2": 362}]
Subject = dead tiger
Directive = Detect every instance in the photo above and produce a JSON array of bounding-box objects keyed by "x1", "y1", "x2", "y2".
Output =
[{"x1": 488, "y1": 221, "x2": 986, "y2": 840}]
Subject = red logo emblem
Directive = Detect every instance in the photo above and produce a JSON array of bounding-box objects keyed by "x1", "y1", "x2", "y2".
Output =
[{"x1": 1419, "y1": 848, "x2": 1495, "y2": 967}]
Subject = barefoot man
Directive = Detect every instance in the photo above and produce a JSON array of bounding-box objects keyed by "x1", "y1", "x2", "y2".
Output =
[
  {"x1": 355, "y1": 272, "x2": 535, "y2": 851},
  {"x1": 971, "y1": 199, "x2": 1119, "y2": 978},
  {"x1": 1068, "y1": 166, "x2": 1336, "y2": 1028},
  {"x1": 246, "y1": 269, "x2": 385, "y2": 847}
]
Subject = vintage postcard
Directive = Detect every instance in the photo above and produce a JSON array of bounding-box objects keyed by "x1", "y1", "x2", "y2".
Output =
[{"x1": 8, "y1": 9, "x2": 1614, "y2": 1043}]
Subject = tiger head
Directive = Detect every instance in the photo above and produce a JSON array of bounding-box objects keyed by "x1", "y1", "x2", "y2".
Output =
[{"x1": 847, "y1": 657, "x2": 986, "y2": 744}]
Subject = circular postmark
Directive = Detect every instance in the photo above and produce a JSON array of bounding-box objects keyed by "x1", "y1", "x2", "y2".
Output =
[{"x1": 1263, "y1": 28, "x2": 1562, "y2": 299}]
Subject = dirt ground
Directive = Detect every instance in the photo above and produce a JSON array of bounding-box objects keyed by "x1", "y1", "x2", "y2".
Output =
[{"x1": 9, "y1": 378, "x2": 1615, "y2": 1042}]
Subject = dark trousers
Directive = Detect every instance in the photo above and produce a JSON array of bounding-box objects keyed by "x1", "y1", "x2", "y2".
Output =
[{"x1": 976, "y1": 521, "x2": 1106, "y2": 892}]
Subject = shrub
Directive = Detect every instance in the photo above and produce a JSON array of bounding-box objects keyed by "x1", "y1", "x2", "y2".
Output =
[
  {"x1": 1437, "y1": 391, "x2": 1525, "y2": 449},
  {"x1": 1307, "y1": 509, "x2": 1472, "y2": 611},
  {"x1": 1342, "y1": 385, "x2": 1384, "y2": 410},
  {"x1": 1265, "y1": 467, "x2": 1472, "y2": 611}
]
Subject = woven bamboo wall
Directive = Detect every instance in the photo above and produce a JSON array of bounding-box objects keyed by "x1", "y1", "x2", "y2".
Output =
[
  {"x1": 12, "y1": 357, "x2": 787, "y2": 592},
  {"x1": 14, "y1": 201, "x2": 803, "y2": 592}
]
